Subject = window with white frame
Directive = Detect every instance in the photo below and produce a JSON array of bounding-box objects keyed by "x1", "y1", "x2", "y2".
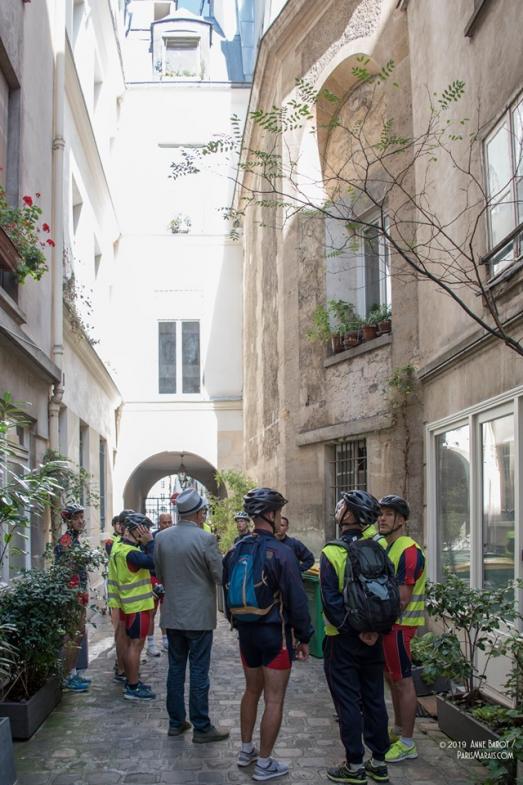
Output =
[
  {"x1": 164, "y1": 36, "x2": 200, "y2": 78},
  {"x1": 484, "y1": 92, "x2": 523, "y2": 276},
  {"x1": 325, "y1": 212, "x2": 391, "y2": 318},
  {"x1": 430, "y1": 398, "x2": 518, "y2": 592},
  {"x1": 158, "y1": 320, "x2": 201, "y2": 394}
]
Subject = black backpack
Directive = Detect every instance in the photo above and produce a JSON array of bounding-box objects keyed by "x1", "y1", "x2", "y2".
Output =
[{"x1": 326, "y1": 538, "x2": 400, "y2": 634}]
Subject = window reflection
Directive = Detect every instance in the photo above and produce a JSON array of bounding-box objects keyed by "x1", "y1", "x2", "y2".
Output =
[{"x1": 436, "y1": 425, "x2": 470, "y2": 581}]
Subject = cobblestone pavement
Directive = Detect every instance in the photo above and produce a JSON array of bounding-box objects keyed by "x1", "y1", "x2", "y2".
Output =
[{"x1": 14, "y1": 617, "x2": 487, "y2": 785}]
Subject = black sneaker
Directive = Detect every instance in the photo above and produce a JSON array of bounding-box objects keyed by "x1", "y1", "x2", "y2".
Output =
[
  {"x1": 365, "y1": 760, "x2": 389, "y2": 783},
  {"x1": 327, "y1": 763, "x2": 367, "y2": 784}
]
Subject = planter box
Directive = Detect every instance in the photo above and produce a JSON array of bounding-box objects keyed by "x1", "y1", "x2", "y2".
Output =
[
  {"x1": 0, "y1": 717, "x2": 16, "y2": 785},
  {"x1": 412, "y1": 665, "x2": 450, "y2": 697},
  {"x1": 437, "y1": 694, "x2": 500, "y2": 747},
  {"x1": 0, "y1": 675, "x2": 62, "y2": 739}
]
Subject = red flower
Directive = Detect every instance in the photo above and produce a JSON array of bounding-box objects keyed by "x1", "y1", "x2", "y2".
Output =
[
  {"x1": 22, "y1": 195, "x2": 33, "y2": 207},
  {"x1": 47, "y1": 238, "x2": 55, "y2": 247},
  {"x1": 42, "y1": 223, "x2": 50, "y2": 232}
]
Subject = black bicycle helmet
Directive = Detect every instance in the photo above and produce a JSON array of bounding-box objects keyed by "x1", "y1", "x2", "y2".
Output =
[
  {"x1": 379, "y1": 495, "x2": 410, "y2": 520},
  {"x1": 61, "y1": 503, "x2": 84, "y2": 521},
  {"x1": 117, "y1": 509, "x2": 135, "y2": 524},
  {"x1": 340, "y1": 490, "x2": 380, "y2": 525},
  {"x1": 124, "y1": 512, "x2": 153, "y2": 531},
  {"x1": 243, "y1": 487, "x2": 288, "y2": 518}
]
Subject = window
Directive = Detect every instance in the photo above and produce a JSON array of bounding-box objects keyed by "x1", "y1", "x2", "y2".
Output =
[
  {"x1": 326, "y1": 212, "x2": 391, "y2": 318},
  {"x1": 331, "y1": 439, "x2": 367, "y2": 514},
  {"x1": 99, "y1": 438, "x2": 106, "y2": 531},
  {"x1": 435, "y1": 425, "x2": 470, "y2": 580},
  {"x1": 79, "y1": 422, "x2": 88, "y2": 504},
  {"x1": 429, "y1": 399, "x2": 519, "y2": 592},
  {"x1": 164, "y1": 37, "x2": 200, "y2": 78},
  {"x1": 484, "y1": 93, "x2": 523, "y2": 275},
  {"x1": 158, "y1": 320, "x2": 201, "y2": 394}
]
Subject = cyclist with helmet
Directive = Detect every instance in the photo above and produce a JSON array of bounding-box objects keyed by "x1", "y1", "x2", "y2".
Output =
[
  {"x1": 112, "y1": 512, "x2": 157, "y2": 701},
  {"x1": 275, "y1": 515, "x2": 315, "y2": 573},
  {"x1": 378, "y1": 496, "x2": 426, "y2": 764},
  {"x1": 54, "y1": 503, "x2": 91, "y2": 693},
  {"x1": 320, "y1": 490, "x2": 390, "y2": 785},
  {"x1": 234, "y1": 511, "x2": 251, "y2": 543},
  {"x1": 223, "y1": 487, "x2": 313, "y2": 782},
  {"x1": 107, "y1": 510, "x2": 134, "y2": 682}
]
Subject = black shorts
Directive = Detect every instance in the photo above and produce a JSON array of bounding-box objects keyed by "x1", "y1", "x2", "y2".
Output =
[{"x1": 238, "y1": 624, "x2": 294, "y2": 670}]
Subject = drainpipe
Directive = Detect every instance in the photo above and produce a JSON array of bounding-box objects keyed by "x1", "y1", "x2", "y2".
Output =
[{"x1": 49, "y1": 0, "x2": 66, "y2": 452}]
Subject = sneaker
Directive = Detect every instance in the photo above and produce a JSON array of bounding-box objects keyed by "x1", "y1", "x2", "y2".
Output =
[
  {"x1": 162, "y1": 639, "x2": 169, "y2": 652},
  {"x1": 146, "y1": 641, "x2": 161, "y2": 657},
  {"x1": 365, "y1": 760, "x2": 389, "y2": 783},
  {"x1": 385, "y1": 740, "x2": 418, "y2": 763},
  {"x1": 327, "y1": 763, "x2": 366, "y2": 784},
  {"x1": 192, "y1": 725, "x2": 230, "y2": 744},
  {"x1": 113, "y1": 672, "x2": 126, "y2": 684},
  {"x1": 168, "y1": 720, "x2": 192, "y2": 736},
  {"x1": 63, "y1": 675, "x2": 90, "y2": 693},
  {"x1": 238, "y1": 747, "x2": 258, "y2": 767},
  {"x1": 123, "y1": 683, "x2": 156, "y2": 701},
  {"x1": 388, "y1": 727, "x2": 399, "y2": 744},
  {"x1": 252, "y1": 759, "x2": 289, "y2": 781},
  {"x1": 75, "y1": 673, "x2": 92, "y2": 685}
]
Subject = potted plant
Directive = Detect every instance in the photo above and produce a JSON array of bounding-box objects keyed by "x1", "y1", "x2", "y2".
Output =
[
  {"x1": 0, "y1": 188, "x2": 54, "y2": 283},
  {"x1": 0, "y1": 567, "x2": 83, "y2": 739},
  {"x1": 306, "y1": 304, "x2": 332, "y2": 349},
  {"x1": 373, "y1": 303, "x2": 392, "y2": 334},
  {"x1": 168, "y1": 214, "x2": 191, "y2": 234},
  {"x1": 343, "y1": 317, "x2": 362, "y2": 349},
  {"x1": 361, "y1": 309, "x2": 379, "y2": 341},
  {"x1": 0, "y1": 624, "x2": 17, "y2": 785},
  {"x1": 415, "y1": 571, "x2": 522, "y2": 781}
]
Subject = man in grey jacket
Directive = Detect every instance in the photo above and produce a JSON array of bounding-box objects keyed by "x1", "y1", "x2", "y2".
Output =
[{"x1": 154, "y1": 488, "x2": 228, "y2": 743}]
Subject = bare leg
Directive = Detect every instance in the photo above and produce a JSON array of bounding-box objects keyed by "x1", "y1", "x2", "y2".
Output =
[
  {"x1": 115, "y1": 619, "x2": 128, "y2": 674},
  {"x1": 392, "y1": 677, "x2": 417, "y2": 737},
  {"x1": 240, "y1": 665, "x2": 264, "y2": 743},
  {"x1": 124, "y1": 638, "x2": 145, "y2": 684},
  {"x1": 64, "y1": 608, "x2": 86, "y2": 673},
  {"x1": 385, "y1": 671, "x2": 401, "y2": 728},
  {"x1": 111, "y1": 608, "x2": 124, "y2": 672},
  {"x1": 259, "y1": 668, "x2": 291, "y2": 758}
]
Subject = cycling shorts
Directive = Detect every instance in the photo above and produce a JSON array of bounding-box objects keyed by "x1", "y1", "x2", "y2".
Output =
[
  {"x1": 119, "y1": 609, "x2": 152, "y2": 640},
  {"x1": 382, "y1": 624, "x2": 417, "y2": 681},
  {"x1": 238, "y1": 624, "x2": 293, "y2": 670}
]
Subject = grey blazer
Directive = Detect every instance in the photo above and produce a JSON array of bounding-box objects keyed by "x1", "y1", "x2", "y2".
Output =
[{"x1": 154, "y1": 520, "x2": 223, "y2": 631}]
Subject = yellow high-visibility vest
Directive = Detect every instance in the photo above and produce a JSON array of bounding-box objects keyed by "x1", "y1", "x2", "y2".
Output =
[
  {"x1": 107, "y1": 537, "x2": 122, "y2": 609},
  {"x1": 320, "y1": 542, "x2": 350, "y2": 637},
  {"x1": 362, "y1": 524, "x2": 387, "y2": 549},
  {"x1": 386, "y1": 535, "x2": 426, "y2": 626},
  {"x1": 113, "y1": 542, "x2": 154, "y2": 614}
]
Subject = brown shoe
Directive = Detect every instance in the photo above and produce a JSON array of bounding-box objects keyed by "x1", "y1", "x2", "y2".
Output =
[
  {"x1": 192, "y1": 725, "x2": 230, "y2": 743},
  {"x1": 168, "y1": 720, "x2": 191, "y2": 736}
]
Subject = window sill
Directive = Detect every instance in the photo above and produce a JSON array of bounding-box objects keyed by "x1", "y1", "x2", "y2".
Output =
[
  {"x1": 324, "y1": 333, "x2": 392, "y2": 367},
  {"x1": 0, "y1": 285, "x2": 26, "y2": 325},
  {"x1": 485, "y1": 259, "x2": 523, "y2": 292}
]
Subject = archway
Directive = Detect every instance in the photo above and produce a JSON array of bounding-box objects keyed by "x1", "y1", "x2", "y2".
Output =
[{"x1": 122, "y1": 450, "x2": 225, "y2": 513}]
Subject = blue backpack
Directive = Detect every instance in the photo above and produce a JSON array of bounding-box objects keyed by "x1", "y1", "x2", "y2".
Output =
[{"x1": 226, "y1": 535, "x2": 278, "y2": 622}]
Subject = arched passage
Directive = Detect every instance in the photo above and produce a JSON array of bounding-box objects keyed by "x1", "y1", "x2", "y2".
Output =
[{"x1": 123, "y1": 451, "x2": 225, "y2": 512}]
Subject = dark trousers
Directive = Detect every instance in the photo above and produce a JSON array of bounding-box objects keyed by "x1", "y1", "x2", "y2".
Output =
[
  {"x1": 166, "y1": 629, "x2": 213, "y2": 732},
  {"x1": 323, "y1": 633, "x2": 389, "y2": 765}
]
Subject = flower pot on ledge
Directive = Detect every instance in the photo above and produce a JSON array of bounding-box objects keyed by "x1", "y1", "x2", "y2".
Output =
[
  {"x1": 343, "y1": 331, "x2": 360, "y2": 349},
  {"x1": 330, "y1": 334, "x2": 343, "y2": 353},
  {"x1": 378, "y1": 319, "x2": 391, "y2": 334},
  {"x1": 362, "y1": 324, "x2": 378, "y2": 341}
]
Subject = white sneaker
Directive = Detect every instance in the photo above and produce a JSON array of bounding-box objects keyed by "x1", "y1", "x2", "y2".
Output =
[
  {"x1": 146, "y1": 641, "x2": 161, "y2": 657},
  {"x1": 162, "y1": 639, "x2": 169, "y2": 652},
  {"x1": 238, "y1": 747, "x2": 258, "y2": 767},
  {"x1": 252, "y1": 759, "x2": 289, "y2": 781}
]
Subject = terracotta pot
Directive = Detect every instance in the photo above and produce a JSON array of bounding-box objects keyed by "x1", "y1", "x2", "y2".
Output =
[
  {"x1": 378, "y1": 319, "x2": 391, "y2": 334},
  {"x1": 362, "y1": 325, "x2": 378, "y2": 341},
  {"x1": 343, "y1": 332, "x2": 359, "y2": 350},
  {"x1": 330, "y1": 334, "x2": 343, "y2": 353}
]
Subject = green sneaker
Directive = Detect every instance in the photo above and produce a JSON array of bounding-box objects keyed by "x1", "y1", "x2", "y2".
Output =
[
  {"x1": 388, "y1": 727, "x2": 399, "y2": 744},
  {"x1": 385, "y1": 740, "x2": 418, "y2": 763}
]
